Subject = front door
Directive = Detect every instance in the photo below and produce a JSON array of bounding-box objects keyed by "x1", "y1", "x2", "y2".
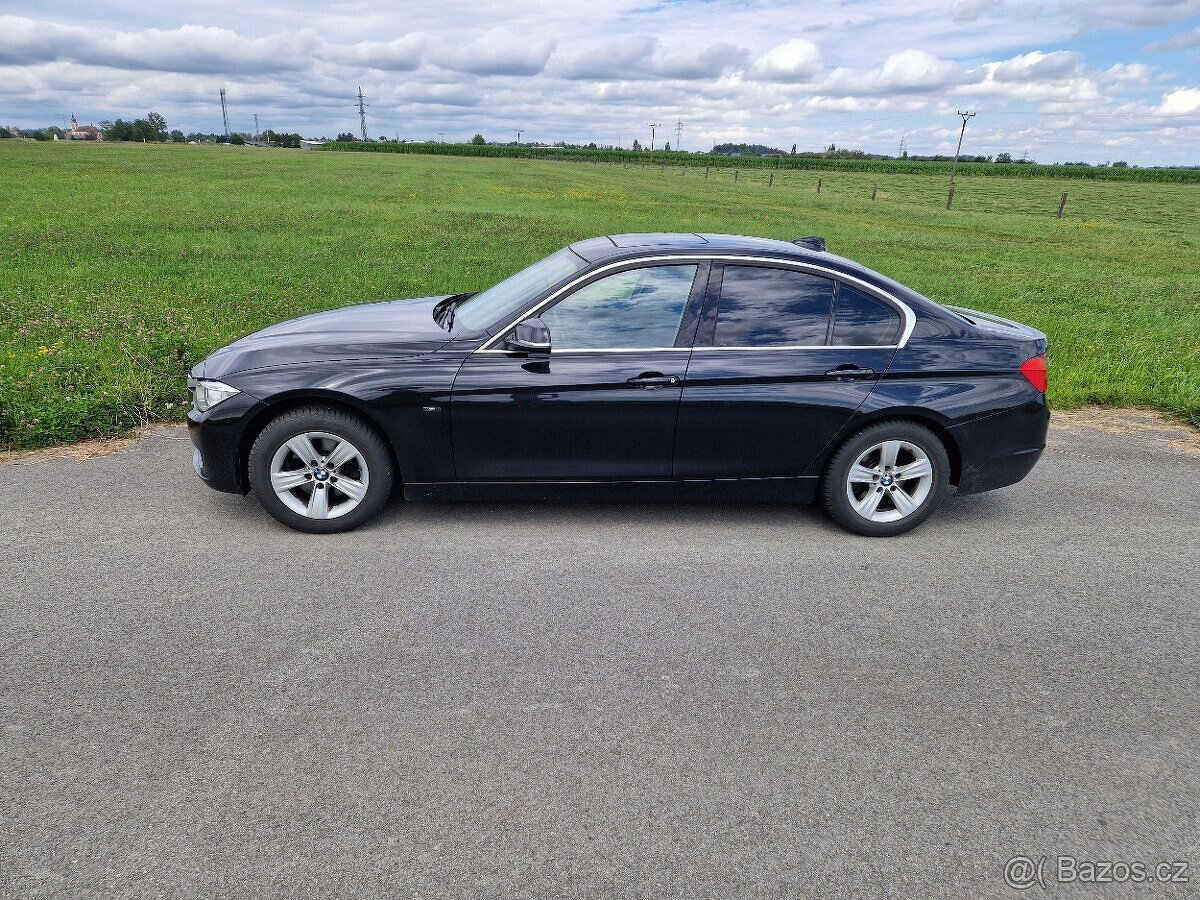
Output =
[
  {"x1": 451, "y1": 262, "x2": 706, "y2": 480},
  {"x1": 674, "y1": 264, "x2": 901, "y2": 479}
]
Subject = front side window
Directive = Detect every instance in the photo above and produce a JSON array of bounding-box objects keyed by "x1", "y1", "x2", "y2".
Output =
[
  {"x1": 833, "y1": 284, "x2": 901, "y2": 345},
  {"x1": 714, "y1": 266, "x2": 834, "y2": 347},
  {"x1": 538, "y1": 265, "x2": 698, "y2": 350}
]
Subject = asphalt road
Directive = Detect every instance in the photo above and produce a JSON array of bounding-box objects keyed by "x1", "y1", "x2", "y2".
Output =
[{"x1": 3, "y1": 413, "x2": 1197, "y2": 899}]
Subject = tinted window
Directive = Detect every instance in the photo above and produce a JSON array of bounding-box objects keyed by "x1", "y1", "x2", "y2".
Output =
[
  {"x1": 714, "y1": 266, "x2": 833, "y2": 347},
  {"x1": 833, "y1": 284, "x2": 901, "y2": 345},
  {"x1": 539, "y1": 265, "x2": 697, "y2": 350}
]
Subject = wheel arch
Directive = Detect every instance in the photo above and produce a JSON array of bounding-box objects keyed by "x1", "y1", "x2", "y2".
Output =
[
  {"x1": 236, "y1": 391, "x2": 401, "y2": 492},
  {"x1": 817, "y1": 408, "x2": 963, "y2": 487}
]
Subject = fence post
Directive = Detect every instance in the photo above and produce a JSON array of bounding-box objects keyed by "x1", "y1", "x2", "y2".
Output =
[
  {"x1": 946, "y1": 187, "x2": 955, "y2": 209},
  {"x1": 704, "y1": 167, "x2": 709, "y2": 179},
  {"x1": 769, "y1": 172, "x2": 774, "y2": 187},
  {"x1": 871, "y1": 184, "x2": 877, "y2": 201},
  {"x1": 1057, "y1": 192, "x2": 1068, "y2": 218},
  {"x1": 661, "y1": 163, "x2": 665, "y2": 174},
  {"x1": 734, "y1": 169, "x2": 739, "y2": 183},
  {"x1": 817, "y1": 178, "x2": 822, "y2": 194}
]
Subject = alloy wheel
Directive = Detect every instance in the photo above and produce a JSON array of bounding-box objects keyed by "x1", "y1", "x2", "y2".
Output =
[
  {"x1": 268, "y1": 431, "x2": 370, "y2": 520},
  {"x1": 844, "y1": 439, "x2": 934, "y2": 524}
]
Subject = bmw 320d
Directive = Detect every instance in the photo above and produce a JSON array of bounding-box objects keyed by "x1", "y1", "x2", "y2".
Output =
[{"x1": 188, "y1": 233, "x2": 1049, "y2": 536}]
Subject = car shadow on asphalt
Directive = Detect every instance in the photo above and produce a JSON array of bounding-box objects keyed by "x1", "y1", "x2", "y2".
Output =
[{"x1": 199, "y1": 482, "x2": 1016, "y2": 537}]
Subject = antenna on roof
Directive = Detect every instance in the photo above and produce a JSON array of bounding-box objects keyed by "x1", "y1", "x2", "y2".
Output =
[{"x1": 792, "y1": 236, "x2": 827, "y2": 252}]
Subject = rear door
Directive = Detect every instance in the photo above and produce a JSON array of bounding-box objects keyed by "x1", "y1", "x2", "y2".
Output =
[{"x1": 673, "y1": 263, "x2": 901, "y2": 479}]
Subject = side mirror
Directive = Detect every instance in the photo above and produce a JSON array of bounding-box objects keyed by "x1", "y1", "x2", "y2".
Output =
[{"x1": 504, "y1": 318, "x2": 551, "y2": 354}]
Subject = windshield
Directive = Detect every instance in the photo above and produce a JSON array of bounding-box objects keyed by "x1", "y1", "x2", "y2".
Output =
[{"x1": 454, "y1": 248, "x2": 585, "y2": 332}]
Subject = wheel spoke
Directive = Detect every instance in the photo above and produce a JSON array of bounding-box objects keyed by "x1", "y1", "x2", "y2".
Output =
[
  {"x1": 326, "y1": 440, "x2": 358, "y2": 470},
  {"x1": 306, "y1": 486, "x2": 329, "y2": 518},
  {"x1": 332, "y1": 477, "x2": 367, "y2": 503},
  {"x1": 879, "y1": 440, "x2": 902, "y2": 469},
  {"x1": 286, "y1": 434, "x2": 320, "y2": 466},
  {"x1": 895, "y1": 458, "x2": 932, "y2": 481},
  {"x1": 271, "y1": 468, "x2": 309, "y2": 492},
  {"x1": 849, "y1": 463, "x2": 878, "y2": 484},
  {"x1": 854, "y1": 489, "x2": 885, "y2": 518},
  {"x1": 890, "y1": 486, "x2": 919, "y2": 517}
]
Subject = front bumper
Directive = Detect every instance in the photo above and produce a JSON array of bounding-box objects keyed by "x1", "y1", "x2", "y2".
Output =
[
  {"x1": 950, "y1": 396, "x2": 1050, "y2": 495},
  {"x1": 187, "y1": 391, "x2": 265, "y2": 494}
]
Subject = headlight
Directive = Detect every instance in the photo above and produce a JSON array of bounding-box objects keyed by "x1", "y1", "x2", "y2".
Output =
[{"x1": 189, "y1": 378, "x2": 241, "y2": 412}]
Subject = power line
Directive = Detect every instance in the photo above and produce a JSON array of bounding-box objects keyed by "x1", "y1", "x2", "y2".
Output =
[{"x1": 356, "y1": 86, "x2": 368, "y2": 142}]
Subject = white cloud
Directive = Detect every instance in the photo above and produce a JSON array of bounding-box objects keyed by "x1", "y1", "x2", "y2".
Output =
[
  {"x1": 754, "y1": 39, "x2": 822, "y2": 82},
  {"x1": 1158, "y1": 87, "x2": 1200, "y2": 113},
  {"x1": 1144, "y1": 25, "x2": 1200, "y2": 51}
]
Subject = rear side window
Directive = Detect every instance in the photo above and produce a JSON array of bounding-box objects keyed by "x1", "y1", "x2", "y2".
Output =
[
  {"x1": 833, "y1": 284, "x2": 901, "y2": 345},
  {"x1": 714, "y1": 266, "x2": 833, "y2": 347}
]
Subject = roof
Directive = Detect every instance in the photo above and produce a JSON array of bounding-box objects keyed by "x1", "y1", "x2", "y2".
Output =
[{"x1": 569, "y1": 232, "x2": 827, "y2": 264}]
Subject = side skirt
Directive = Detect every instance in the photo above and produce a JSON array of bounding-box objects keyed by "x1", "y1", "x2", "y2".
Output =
[{"x1": 403, "y1": 476, "x2": 819, "y2": 503}]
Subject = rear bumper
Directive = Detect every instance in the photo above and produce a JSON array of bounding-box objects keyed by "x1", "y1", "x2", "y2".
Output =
[
  {"x1": 187, "y1": 392, "x2": 264, "y2": 494},
  {"x1": 950, "y1": 396, "x2": 1049, "y2": 495}
]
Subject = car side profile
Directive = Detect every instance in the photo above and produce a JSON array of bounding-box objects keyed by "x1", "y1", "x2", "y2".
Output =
[{"x1": 187, "y1": 233, "x2": 1049, "y2": 536}]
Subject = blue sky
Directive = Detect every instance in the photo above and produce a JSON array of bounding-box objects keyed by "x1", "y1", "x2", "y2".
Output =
[{"x1": 1, "y1": 0, "x2": 1198, "y2": 164}]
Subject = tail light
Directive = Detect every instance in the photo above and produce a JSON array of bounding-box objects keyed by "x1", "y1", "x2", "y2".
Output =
[{"x1": 1020, "y1": 354, "x2": 1048, "y2": 393}]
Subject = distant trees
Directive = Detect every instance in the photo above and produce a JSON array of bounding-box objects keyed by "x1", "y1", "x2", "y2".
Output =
[
  {"x1": 101, "y1": 112, "x2": 169, "y2": 142},
  {"x1": 632, "y1": 138, "x2": 642, "y2": 151},
  {"x1": 169, "y1": 129, "x2": 185, "y2": 142},
  {"x1": 263, "y1": 130, "x2": 302, "y2": 148},
  {"x1": 335, "y1": 132, "x2": 357, "y2": 142},
  {"x1": 996, "y1": 152, "x2": 1013, "y2": 163},
  {"x1": 1112, "y1": 160, "x2": 1129, "y2": 168},
  {"x1": 664, "y1": 142, "x2": 671, "y2": 151},
  {"x1": 471, "y1": 133, "x2": 486, "y2": 145}
]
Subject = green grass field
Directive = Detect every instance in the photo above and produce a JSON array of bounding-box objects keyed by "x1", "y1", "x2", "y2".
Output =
[{"x1": 1, "y1": 141, "x2": 1197, "y2": 449}]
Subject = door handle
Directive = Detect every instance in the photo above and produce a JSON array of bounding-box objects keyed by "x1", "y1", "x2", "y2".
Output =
[
  {"x1": 824, "y1": 364, "x2": 876, "y2": 379},
  {"x1": 626, "y1": 371, "x2": 680, "y2": 387}
]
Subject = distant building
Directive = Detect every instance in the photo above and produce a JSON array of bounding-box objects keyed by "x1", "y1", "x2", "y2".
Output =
[
  {"x1": 65, "y1": 114, "x2": 103, "y2": 141},
  {"x1": 299, "y1": 139, "x2": 326, "y2": 150}
]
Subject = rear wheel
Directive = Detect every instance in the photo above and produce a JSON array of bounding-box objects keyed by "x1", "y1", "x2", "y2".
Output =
[
  {"x1": 249, "y1": 406, "x2": 394, "y2": 533},
  {"x1": 821, "y1": 420, "x2": 950, "y2": 536}
]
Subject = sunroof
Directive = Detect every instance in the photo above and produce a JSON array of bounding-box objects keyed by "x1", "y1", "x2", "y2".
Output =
[{"x1": 607, "y1": 233, "x2": 710, "y2": 248}]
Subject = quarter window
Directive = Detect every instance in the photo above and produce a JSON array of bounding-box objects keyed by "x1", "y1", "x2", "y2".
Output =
[
  {"x1": 539, "y1": 265, "x2": 697, "y2": 350},
  {"x1": 714, "y1": 266, "x2": 833, "y2": 347},
  {"x1": 833, "y1": 284, "x2": 901, "y2": 345}
]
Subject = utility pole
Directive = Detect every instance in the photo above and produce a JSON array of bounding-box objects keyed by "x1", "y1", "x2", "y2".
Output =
[
  {"x1": 515, "y1": 129, "x2": 523, "y2": 144},
  {"x1": 219, "y1": 88, "x2": 230, "y2": 138},
  {"x1": 648, "y1": 123, "x2": 661, "y2": 152},
  {"x1": 674, "y1": 119, "x2": 683, "y2": 152},
  {"x1": 356, "y1": 87, "x2": 368, "y2": 142},
  {"x1": 437, "y1": 132, "x2": 446, "y2": 143},
  {"x1": 949, "y1": 110, "x2": 975, "y2": 186},
  {"x1": 897, "y1": 134, "x2": 907, "y2": 158}
]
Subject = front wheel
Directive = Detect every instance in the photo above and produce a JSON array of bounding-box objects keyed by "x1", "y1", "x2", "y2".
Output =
[
  {"x1": 820, "y1": 420, "x2": 950, "y2": 537},
  {"x1": 249, "y1": 406, "x2": 394, "y2": 533}
]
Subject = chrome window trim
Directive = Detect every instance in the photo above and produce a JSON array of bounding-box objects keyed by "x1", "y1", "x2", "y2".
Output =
[{"x1": 475, "y1": 254, "x2": 915, "y2": 354}]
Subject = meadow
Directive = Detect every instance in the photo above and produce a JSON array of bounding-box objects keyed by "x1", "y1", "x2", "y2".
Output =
[{"x1": 1, "y1": 140, "x2": 1197, "y2": 450}]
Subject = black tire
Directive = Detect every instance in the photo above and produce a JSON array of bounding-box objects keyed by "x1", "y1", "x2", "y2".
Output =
[
  {"x1": 248, "y1": 405, "x2": 394, "y2": 534},
  {"x1": 820, "y1": 419, "x2": 950, "y2": 537}
]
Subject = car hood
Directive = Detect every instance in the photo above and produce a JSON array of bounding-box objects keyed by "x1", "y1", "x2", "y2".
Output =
[{"x1": 195, "y1": 295, "x2": 454, "y2": 379}]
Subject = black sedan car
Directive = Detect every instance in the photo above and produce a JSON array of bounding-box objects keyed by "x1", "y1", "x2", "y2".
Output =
[{"x1": 188, "y1": 233, "x2": 1048, "y2": 536}]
